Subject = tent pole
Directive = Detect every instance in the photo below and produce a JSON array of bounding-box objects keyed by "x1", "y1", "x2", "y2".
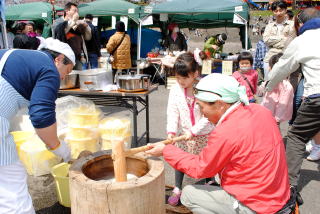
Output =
[
  {"x1": 245, "y1": 21, "x2": 248, "y2": 50},
  {"x1": 137, "y1": 20, "x2": 142, "y2": 74},
  {"x1": 0, "y1": 19, "x2": 8, "y2": 49}
]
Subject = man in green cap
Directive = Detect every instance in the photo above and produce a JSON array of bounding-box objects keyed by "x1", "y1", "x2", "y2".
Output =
[{"x1": 147, "y1": 73, "x2": 291, "y2": 214}]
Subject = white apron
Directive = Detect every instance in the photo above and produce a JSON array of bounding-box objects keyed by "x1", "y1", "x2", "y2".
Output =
[{"x1": 0, "y1": 49, "x2": 35, "y2": 214}]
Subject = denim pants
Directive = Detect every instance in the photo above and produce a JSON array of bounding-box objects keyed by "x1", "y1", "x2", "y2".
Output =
[
  {"x1": 82, "y1": 53, "x2": 99, "y2": 70},
  {"x1": 286, "y1": 95, "x2": 320, "y2": 186},
  {"x1": 289, "y1": 78, "x2": 304, "y2": 125}
]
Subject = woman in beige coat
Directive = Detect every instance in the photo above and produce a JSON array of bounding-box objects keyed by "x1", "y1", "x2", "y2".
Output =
[{"x1": 106, "y1": 21, "x2": 131, "y2": 81}]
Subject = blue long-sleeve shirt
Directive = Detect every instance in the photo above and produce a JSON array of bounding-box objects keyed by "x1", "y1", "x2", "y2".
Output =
[{"x1": 0, "y1": 49, "x2": 60, "y2": 128}]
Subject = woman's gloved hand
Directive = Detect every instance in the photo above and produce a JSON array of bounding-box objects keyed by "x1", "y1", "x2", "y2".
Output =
[{"x1": 51, "y1": 141, "x2": 71, "y2": 163}]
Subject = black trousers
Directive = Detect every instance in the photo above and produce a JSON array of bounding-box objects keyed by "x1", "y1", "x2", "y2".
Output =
[{"x1": 286, "y1": 95, "x2": 320, "y2": 186}]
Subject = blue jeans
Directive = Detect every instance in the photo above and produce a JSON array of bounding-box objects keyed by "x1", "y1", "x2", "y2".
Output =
[
  {"x1": 82, "y1": 53, "x2": 98, "y2": 70},
  {"x1": 289, "y1": 78, "x2": 304, "y2": 125},
  {"x1": 249, "y1": 98, "x2": 256, "y2": 103}
]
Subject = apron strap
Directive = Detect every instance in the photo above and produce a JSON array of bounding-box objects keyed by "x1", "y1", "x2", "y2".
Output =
[{"x1": 0, "y1": 49, "x2": 16, "y2": 75}]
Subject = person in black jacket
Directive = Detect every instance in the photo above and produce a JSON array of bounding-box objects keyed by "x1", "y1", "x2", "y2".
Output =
[
  {"x1": 163, "y1": 23, "x2": 187, "y2": 52},
  {"x1": 83, "y1": 14, "x2": 101, "y2": 69},
  {"x1": 53, "y1": 2, "x2": 92, "y2": 70}
]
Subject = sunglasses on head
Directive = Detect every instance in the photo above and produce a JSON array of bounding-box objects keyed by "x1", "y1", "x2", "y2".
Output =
[{"x1": 193, "y1": 88, "x2": 222, "y2": 97}]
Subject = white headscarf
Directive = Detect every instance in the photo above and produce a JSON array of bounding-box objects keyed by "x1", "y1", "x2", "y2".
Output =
[{"x1": 195, "y1": 73, "x2": 249, "y2": 105}]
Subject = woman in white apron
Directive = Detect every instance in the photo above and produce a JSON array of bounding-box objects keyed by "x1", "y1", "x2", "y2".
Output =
[{"x1": 0, "y1": 38, "x2": 75, "y2": 213}]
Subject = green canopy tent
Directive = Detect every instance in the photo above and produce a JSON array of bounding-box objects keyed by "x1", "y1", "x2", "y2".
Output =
[
  {"x1": 5, "y1": 2, "x2": 62, "y2": 24},
  {"x1": 151, "y1": 0, "x2": 248, "y2": 28},
  {"x1": 5, "y1": 2, "x2": 63, "y2": 37},
  {"x1": 78, "y1": 0, "x2": 141, "y2": 23},
  {"x1": 150, "y1": 0, "x2": 250, "y2": 49}
]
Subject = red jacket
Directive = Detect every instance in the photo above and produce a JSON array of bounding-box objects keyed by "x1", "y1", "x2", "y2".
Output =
[{"x1": 163, "y1": 103, "x2": 290, "y2": 214}]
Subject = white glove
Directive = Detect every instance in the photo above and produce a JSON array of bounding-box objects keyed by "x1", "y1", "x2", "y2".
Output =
[{"x1": 51, "y1": 141, "x2": 71, "y2": 163}]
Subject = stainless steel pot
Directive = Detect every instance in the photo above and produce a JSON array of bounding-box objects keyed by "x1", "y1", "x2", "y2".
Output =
[
  {"x1": 79, "y1": 69, "x2": 113, "y2": 91},
  {"x1": 117, "y1": 73, "x2": 151, "y2": 92},
  {"x1": 60, "y1": 71, "x2": 78, "y2": 89}
]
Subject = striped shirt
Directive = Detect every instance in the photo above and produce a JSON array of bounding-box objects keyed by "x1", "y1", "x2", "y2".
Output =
[
  {"x1": 0, "y1": 49, "x2": 59, "y2": 165},
  {"x1": 0, "y1": 76, "x2": 29, "y2": 165},
  {"x1": 0, "y1": 49, "x2": 60, "y2": 128}
]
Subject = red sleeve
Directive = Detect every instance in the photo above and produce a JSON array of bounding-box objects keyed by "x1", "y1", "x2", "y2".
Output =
[{"x1": 163, "y1": 131, "x2": 235, "y2": 179}]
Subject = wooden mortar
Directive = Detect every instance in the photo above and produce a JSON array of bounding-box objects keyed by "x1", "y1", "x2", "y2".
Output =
[{"x1": 69, "y1": 150, "x2": 165, "y2": 214}]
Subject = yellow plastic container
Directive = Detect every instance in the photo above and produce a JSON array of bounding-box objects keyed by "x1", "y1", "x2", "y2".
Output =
[
  {"x1": 66, "y1": 137, "x2": 100, "y2": 159},
  {"x1": 10, "y1": 131, "x2": 34, "y2": 150},
  {"x1": 101, "y1": 135, "x2": 131, "y2": 150},
  {"x1": 10, "y1": 131, "x2": 34, "y2": 161},
  {"x1": 98, "y1": 118, "x2": 131, "y2": 148},
  {"x1": 51, "y1": 163, "x2": 71, "y2": 207},
  {"x1": 19, "y1": 136, "x2": 62, "y2": 176},
  {"x1": 67, "y1": 127, "x2": 98, "y2": 139},
  {"x1": 68, "y1": 106, "x2": 101, "y2": 128}
]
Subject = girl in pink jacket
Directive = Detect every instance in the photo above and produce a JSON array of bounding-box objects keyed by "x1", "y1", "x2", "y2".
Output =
[
  {"x1": 232, "y1": 52, "x2": 258, "y2": 103},
  {"x1": 261, "y1": 53, "x2": 294, "y2": 124},
  {"x1": 167, "y1": 52, "x2": 214, "y2": 206}
]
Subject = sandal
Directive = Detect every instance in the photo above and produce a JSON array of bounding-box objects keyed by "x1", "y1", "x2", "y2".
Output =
[{"x1": 167, "y1": 187, "x2": 181, "y2": 206}]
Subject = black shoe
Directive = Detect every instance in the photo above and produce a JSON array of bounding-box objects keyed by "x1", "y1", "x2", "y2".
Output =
[{"x1": 296, "y1": 192, "x2": 304, "y2": 206}]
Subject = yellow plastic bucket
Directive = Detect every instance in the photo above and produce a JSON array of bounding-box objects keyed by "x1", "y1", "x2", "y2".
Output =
[
  {"x1": 51, "y1": 163, "x2": 71, "y2": 207},
  {"x1": 10, "y1": 131, "x2": 34, "y2": 157}
]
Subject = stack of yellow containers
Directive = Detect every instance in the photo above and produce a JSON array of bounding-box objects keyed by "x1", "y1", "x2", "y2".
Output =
[
  {"x1": 99, "y1": 117, "x2": 131, "y2": 150},
  {"x1": 65, "y1": 106, "x2": 101, "y2": 159}
]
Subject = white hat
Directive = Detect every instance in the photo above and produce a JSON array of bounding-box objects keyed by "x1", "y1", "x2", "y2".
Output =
[{"x1": 38, "y1": 37, "x2": 75, "y2": 66}]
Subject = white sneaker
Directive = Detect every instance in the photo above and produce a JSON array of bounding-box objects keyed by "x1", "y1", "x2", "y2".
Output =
[
  {"x1": 306, "y1": 140, "x2": 315, "y2": 153},
  {"x1": 307, "y1": 144, "x2": 320, "y2": 161}
]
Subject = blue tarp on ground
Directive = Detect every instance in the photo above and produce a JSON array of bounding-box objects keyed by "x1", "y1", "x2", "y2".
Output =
[{"x1": 101, "y1": 28, "x2": 162, "y2": 58}]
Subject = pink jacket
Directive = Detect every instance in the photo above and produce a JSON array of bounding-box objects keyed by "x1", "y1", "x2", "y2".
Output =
[
  {"x1": 167, "y1": 83, "x2": 214, "y2": 136},
  {"x1": 232, "y1": 70, "x2": 258, "y2": 100},
  {"x1": 261, "y1": 80, "x2": 294, "y2": 123}
]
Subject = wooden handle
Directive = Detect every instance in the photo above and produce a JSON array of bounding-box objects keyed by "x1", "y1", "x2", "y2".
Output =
[
  {"x1": 125, "y1": 135, "x2": 187, "y2": 156},
  {"x1": 112, "y1": 139, "x2": 127, "y2": 182}
]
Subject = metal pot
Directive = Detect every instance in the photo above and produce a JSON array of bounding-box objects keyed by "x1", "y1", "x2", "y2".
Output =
[
  {"x1": 117, "y1": 73, "x2": 151, "y2": 92},
  {"x1": 79, "y1": 69, "x2": 113, "y2": 91},
  {"x1": 60, "y1": 71, "x2": 78, "y2": 89}
]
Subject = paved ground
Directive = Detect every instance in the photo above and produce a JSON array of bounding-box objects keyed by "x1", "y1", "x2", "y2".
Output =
[{"x1": 29, "y1": 85, "x2": 320, "y2": 214}]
